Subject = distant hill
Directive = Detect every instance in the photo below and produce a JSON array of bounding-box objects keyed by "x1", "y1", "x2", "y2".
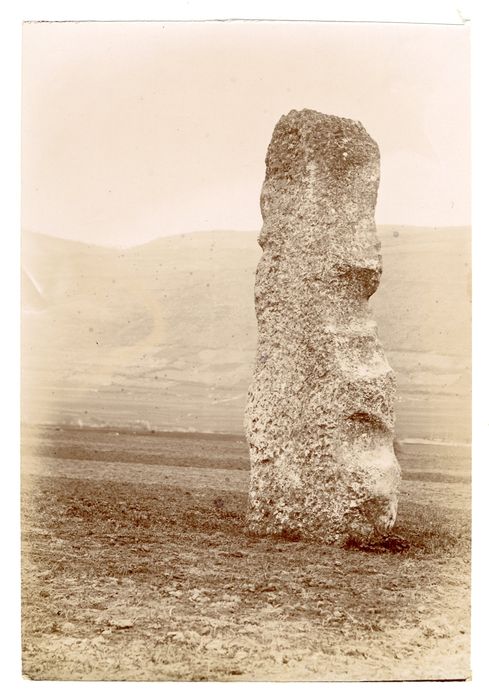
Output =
[{"x1": 21, "y1": 226, "x2": 471, "y2": 442}]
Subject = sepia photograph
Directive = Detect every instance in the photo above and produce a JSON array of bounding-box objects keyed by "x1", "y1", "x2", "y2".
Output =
[{"x1": 20, "y1": 17, "x2": 471, "y2": 682}]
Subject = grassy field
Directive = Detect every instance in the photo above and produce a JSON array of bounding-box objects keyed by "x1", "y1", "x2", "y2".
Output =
[{"x1": 21, "y1": 425, "x2": 471, "y2": 681}]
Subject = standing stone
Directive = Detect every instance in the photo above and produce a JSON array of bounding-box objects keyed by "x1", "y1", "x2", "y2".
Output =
[{"x1": 245, "y1": 109, "x2": 401, "y2": 543}]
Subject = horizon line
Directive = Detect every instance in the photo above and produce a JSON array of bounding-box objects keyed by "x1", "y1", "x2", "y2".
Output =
[{"x1": 21, "y1": 223, "x2": 473, "y2": 251}]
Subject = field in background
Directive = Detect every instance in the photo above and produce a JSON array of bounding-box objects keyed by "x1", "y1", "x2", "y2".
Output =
[
  {"x1": 22, "y1": 425, "x2": 470, "y2": 681},
  {"x1": 22, "y1": 226, "x2": 471, "y2": 442}
]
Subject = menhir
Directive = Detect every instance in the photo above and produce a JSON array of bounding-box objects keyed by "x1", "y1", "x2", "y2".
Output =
[{"x1": 245, "y1": 108, "x2": 401, "y2": 543}]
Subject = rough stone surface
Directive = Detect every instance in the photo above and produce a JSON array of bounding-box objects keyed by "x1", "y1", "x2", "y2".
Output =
[{"x1": 245, "y1": 109, "x2": 401, "y2": 543}]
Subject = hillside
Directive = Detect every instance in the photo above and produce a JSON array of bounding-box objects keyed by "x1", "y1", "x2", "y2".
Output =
[{"x1": 21, "y1": 227, "x2": 471, "y2": 442}]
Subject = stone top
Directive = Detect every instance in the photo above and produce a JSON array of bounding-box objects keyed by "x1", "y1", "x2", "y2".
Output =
[
  {"x1": 259, "y1": 109, "x2": 380, "y2": 257},
  {"x1": 265, "y1": 108, "x2": 377, "y2": 180}
]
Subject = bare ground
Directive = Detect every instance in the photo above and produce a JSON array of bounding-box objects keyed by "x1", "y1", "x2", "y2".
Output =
[{"x1": 21, "y1": 426, "x2": 471, "y2": 681}]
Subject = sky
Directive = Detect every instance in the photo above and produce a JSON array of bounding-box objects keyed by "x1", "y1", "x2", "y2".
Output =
[{"x1": 22, "y1": 21, "x2": 470, "y2": 247}]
